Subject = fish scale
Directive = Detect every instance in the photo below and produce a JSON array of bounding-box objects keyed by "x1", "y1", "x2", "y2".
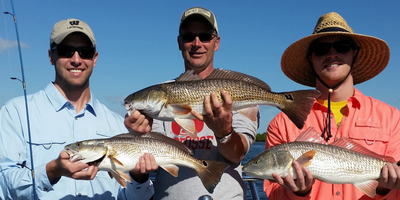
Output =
[
  {"x1": 101, "y1": 137, "x2": 198, "y2": 171},
  {"x1": 284, "y1": 142, "x2": 385, "y2": 183},
  {"x1": 242, "y1": 127, "x2": 395, "y2": 198},
  {"x1": 162, "y1": 79, "x2": 284, "y2": 109},
  {"x1": 124, "y1": 68, "x2": 321, "y2": 138},
  {"x1": 165, "y1": 79, "x2": 275, "y2": 102},
  {"x1": 64, "y1": 132, "x2": 229, "y2": 193}
]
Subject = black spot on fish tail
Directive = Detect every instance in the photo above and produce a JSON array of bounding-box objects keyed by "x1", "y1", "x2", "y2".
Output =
[
  {"x1": 195, "y1": 160, "x2": 229, "y2": 193},
  {"x1": 278, "y1": 90, "x2": 321, "y2": 129}
]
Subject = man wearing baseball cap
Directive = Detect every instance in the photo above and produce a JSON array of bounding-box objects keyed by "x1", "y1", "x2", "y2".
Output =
[
  {"x1": 264, "y1": 12, "x2": 400, "y2": 199},
  {"x1": 0, "y1": 18, "x2": 155, "y2": 199},
  {"x1": 125, "y1": 7, "x2": 258, "y2": 200}
]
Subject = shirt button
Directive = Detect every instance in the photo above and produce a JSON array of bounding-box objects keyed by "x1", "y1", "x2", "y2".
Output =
[
  {"x1": 336, "y1": 191, "x2": 340, "y2": 195},
  {"x1": 78, "y1": 193, "x2": 82, "y2": 196},
  {"x1": 44, "y1": 187, "x2": 48, "y2": 191}
]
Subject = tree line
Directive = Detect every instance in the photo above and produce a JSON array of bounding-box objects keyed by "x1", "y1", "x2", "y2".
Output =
[{"x1": 256, "y1": 132, "x2": 266, "y2": 142}]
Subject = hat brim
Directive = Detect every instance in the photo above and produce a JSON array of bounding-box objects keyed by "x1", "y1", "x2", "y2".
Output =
[
  {"x1": 281, "y1": 32, "x2": 390, "y2": 87},
  {"x1": 52, "y1": 29, "x2": 96, "y2": 47}
]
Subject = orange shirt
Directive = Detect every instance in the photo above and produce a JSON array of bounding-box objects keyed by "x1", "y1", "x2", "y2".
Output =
[{"x1": 263, "y1": 88, "x2": 400, "y2": 200}]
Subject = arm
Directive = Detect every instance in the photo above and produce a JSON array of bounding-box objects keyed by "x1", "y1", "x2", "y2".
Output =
[
  {"x1": 374, "y1": 108, "x2": 400, "y2": 199},
  {"x1": 0, "y1": 103, "x2": 47, "y2": 199}
]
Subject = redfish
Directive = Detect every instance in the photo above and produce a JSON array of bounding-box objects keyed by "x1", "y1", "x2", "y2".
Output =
[{"x1": 124, "y1": 69, "x2": 320, "y2": 138}]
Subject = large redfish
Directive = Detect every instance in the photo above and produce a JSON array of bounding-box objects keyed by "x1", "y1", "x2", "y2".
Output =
[
  {"x1": 64, "y1": 132, "x2": 229, "y2": 193},
  {"x1": 242, "y1": 127, "x2": 397, "y2": 198},
  {"x1": 124, "y1": 69, "x2": 320, "y2": 139}
]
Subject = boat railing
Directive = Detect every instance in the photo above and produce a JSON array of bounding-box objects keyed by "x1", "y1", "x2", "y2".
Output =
[{"x1": 149, "y1": 174, "x2": 263, "y2": 200}]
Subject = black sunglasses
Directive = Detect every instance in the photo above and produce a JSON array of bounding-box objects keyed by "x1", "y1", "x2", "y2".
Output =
[
  {"x1": 180, "y1": 33, "x2": 217, "y2": 43},
  {"x1": 311, "y1": 40, "x2": 356, "y2": 56},
  {"x1": 52, "y1": 45, "x2": 96, "y2": 59}
]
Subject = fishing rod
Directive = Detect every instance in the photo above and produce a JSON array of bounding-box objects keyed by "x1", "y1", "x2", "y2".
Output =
[{"x1": 4, "y1": 0, "x2": 37, "y2": 199}]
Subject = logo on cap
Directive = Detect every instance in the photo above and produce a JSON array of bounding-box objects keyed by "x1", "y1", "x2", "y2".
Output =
[
  {"x1": 185, "y1": 8, "x2": 211, "y2": 18},
  {"x1": 69, "y1": 21, "x2": 79, "y2": 26}
]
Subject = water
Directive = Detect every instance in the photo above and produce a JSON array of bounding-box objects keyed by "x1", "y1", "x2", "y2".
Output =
[{"x1": 243, "y1": 142, "x2": 269, "y2": 200}]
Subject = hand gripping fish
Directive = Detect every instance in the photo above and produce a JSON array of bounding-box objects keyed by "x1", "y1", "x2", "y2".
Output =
[
  {"x1": 242, "y1": 127, "x2": 397, "y2": 198},
  {"x1": 64, "y1": 132, "x2": 229, "y2": 193},
  {"x1": 124, "y1": 69, "x2": 320, "y2": 139}
]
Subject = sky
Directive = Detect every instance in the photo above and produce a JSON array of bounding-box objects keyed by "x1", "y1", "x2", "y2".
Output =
[{"x1": 0, "y1": 0, "x2": 399, "y2": 134}]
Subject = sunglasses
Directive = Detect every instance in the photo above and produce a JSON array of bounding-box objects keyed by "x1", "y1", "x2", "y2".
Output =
[
  {"x1": 180, "y1": 33, "x2": 217, "y2": 43},
  {"x1": 311, "y1": 40, "x2": 355, "y2": 56},
  {"x1": 52, "y1": 45, "x2": 96, "y2": 59}
]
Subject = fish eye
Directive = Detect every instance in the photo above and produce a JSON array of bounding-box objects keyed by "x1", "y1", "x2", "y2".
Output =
[
  {"x1": 254, "y1": 160, "x2": 259, "y2": 164},
  {"x1": 202, "y1": 160, "x2": 208, "y2": 167},
  {"x1": 76, "y1": 142, "x2": 81, "y2": 146}
]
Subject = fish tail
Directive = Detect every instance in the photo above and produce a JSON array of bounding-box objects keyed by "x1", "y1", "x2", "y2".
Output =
[
  {"x1": 195, "y1": 160, "x2": 229, "y2": 193},
  {"x1": 278, "y1": 90, "x2": 321, "y2": 129}
]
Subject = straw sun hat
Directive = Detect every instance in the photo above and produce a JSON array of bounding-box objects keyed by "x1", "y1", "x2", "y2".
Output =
[{"x1": 281, "y1": 12, "x2": 390, "y2": 87}]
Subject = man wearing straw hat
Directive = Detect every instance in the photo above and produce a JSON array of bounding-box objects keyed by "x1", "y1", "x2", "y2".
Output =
[{"x1": 263, "y1": 12, "x2": 400, "y2": 199}]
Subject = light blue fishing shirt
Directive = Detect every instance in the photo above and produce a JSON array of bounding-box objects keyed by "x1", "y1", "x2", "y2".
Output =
[{"x1": 0, "y1": 82, "x2": 154, "y2": 200}]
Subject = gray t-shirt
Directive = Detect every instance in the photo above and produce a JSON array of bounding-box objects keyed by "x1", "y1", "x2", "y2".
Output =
[{"x1": 151, "y1": 110, "x2": 258, "y2": 200}]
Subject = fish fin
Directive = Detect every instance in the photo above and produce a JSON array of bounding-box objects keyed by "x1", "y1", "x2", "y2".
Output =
[
  {"x1": 353, "y1": 180, "x2": 378, "y2": 198},
  {"x1": 108, "y1": 150, "x2": 124, "y2": 166},
  {"x1": 141, "y1": 132, "x2": 194, "y2": 155},
  {"x1": 174, "y1": 118, "x2": 197, "y2": 139},
  {"x1": 296, "y1": 127, "x2": 328, "y2": 144},
  {"x1": 117, "y1": 170, "x2": 132, "y2": 183},
  {"x1": 176, "y1": 70, "x2": 202, "y2": 82},
  {"x1": 332, "y1": 138, "x2": 396, "y2": 163},
  {"x1": 277, "y1": 90, "x2": 321, "y2": 129},
  {"x1": 206, "y1": 68, "x2": 272, "y2": 91},
  {"x1": 111, "y1": 133, "x2": 133, "y2": 138},
  {"x1": 160, "y1": 164, "x2": 180, "y2": 177},
  {"x1": 295, "y1": 150, "x2": 316, "y2": 167},
  {"x1": 109, "y1": 170, "x2": 127, "y2": 188},
  {"x1": 195, "y1": 159, "x2": 230, "y2": 193},
  {"x1": 237, "y1": 106, "x2": 259, "y2": 122},
  {"x1": 170, "y1": 104, "x2": 193, "y2": 115}
]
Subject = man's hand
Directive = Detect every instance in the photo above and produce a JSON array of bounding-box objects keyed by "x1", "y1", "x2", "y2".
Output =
[
  {"x1": 129, "y1": 153, "x2": 158, "y2": 183},
  {"x1": 271, "y1": 161, "x2": 315, "y2": 196},
  {"x1": 46, "y1": 151, "x2": 99, "y2": 183},
  {"x1": 376, "y1": 162, "x2": 400, "y2": 195},
  {"x1": 192, "y1": 90, "x2": 233, "y2": 138},
  {"x1": 124, "y1": 110, "x2": 153, "y2": 134},
  {"x1": 132, "y1": 153, "x2": 158, "y2": 174}
]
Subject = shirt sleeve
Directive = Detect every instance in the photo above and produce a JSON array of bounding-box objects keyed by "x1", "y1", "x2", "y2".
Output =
[
  {"x1": 151, "y1": 119, "x2": 166, "y2": 135},
  {"x1": 0, "y1": 102, "x2": 51, "y2": 199},
  {"x1": 232, "y1": 107, "x2": 259, "y2": 153},
  {"x1": 117, "y1": 174, "x2": 154, "y2": 200}
]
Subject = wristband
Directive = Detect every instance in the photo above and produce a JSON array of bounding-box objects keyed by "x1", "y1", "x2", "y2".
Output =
[{"x1": 216, "y1": 130, "x2": 233, "y2": 144}]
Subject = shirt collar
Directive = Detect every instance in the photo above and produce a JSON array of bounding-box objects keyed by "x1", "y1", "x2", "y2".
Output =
[
  {"x1": 313, "y1": 87, "x2": 363, "y2": 110},
  {"x1": 348, "y1": 88, "x2": 362, "y2": 109},
  {"x1": 44, "y1": 82, "x2": 96, "y2": 116}
]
